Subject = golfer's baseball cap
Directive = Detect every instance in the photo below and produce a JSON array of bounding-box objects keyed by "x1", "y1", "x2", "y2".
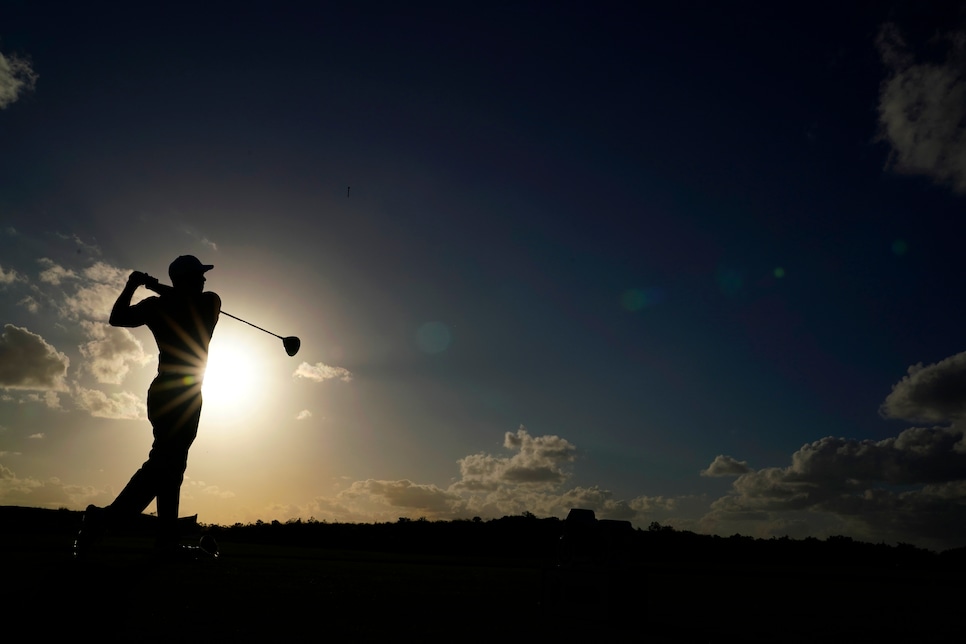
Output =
[{"x1": 169, "y1": 255, "x2": 214, "y2": 281}]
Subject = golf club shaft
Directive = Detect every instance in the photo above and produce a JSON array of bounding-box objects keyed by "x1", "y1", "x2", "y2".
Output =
[
  {"x1": 143, "y1": 277, "x2": 289, "y2": 344},
  {"x1": 220, "y1": 311, "x2": 283, "y2": 340}
]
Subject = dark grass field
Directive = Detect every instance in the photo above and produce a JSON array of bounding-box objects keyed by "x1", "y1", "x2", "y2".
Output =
[{"x1": 3, "y1": 507, "x2": 962, "y2": 642}]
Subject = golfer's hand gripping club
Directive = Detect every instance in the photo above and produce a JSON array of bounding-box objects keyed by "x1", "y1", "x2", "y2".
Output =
[{"x1": 134, "y1": 272, "x2": 171, "y2": 294}]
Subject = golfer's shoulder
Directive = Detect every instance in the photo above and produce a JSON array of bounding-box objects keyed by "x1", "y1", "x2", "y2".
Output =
[
  {"x1": 121, "y1": 294, "x2": 160, "y2": 324},
  {"x1": 134, "y1": 295, "x2": 161, "y2": 310},
  {"x1": 203, "y1": 291, "x2": 222, "y2": 308}
]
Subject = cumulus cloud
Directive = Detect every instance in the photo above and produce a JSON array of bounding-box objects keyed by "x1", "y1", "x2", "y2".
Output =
[
  {"x1": 18, "y1": 296, "x2": 40, "y2": 314},
  {"x1": 203, "y1": 485, "x2": 235, "y2": 499},
  {"x1": 44, "y1": 391, "x2": 62, "y2": 409},
  {"x1": 267, "y1": 428, "x2": 665, "y2": 525},
  {"x1": 274, "y1": 480, "x2": 467, "y2": 525},
  {"x1": 25, "y1": 258, "x2": 135, "y2": 322},
  {"x1": 707, "y1": 423, "x2": 966, "y2": 548},
  {"x1": 19, "y1": 390, "x2": 64, "y2": 408},
  {"x1": 555, "y1": 486, "x2": 639, "y2": 520},
  {"x1": 701, "y1": 455, "x2": 752, "y2": 477},
  {"x1": 294, "y1": 478, "x2": 674, "y2": 528},
  {"x1": 78, "y1": 321, "x2": 151, "y2": 384},
  {"x1": 0, "y1": 464, "x2": 40, "y2": 495},
  {"x1": 455, "y1": 426, "x2": 576, "y2": 491},
  {"x1": 760, "y1": 352, "x2": 966, "y2": 539},
  {"x1": 876, "y1": 23, "x2": 966, "y2": 193},
  {"x1": 82, "y1": 261, "x2": 126, "y2": 284},
  {"x1": 296, "y1": 409, "x2": 312, "y2": 420},
  {"x1": 0, "y1": 259, "x2": 165, "y2": 417},
  {"x1": 0, "y1": 264, "x2": 22, "y2": 286},
  {"x1": 0, "y1": 465, "x2": 107, "y2": 510},
  {"x1": 72, "y1": 386, "x2": 145, "y2": 419},
  {"x1": 0, "y1": 325, "x2": 69, "y2": 391},
  {"x1": 62, "y1": 262, "x2": 131, "y2": 321},
  {"x1": 880, "y1": 352, "x2": 966, "y2": 422},
  {"x1": 0, "y1": 51, "x2": 37, "y2": 109},
  {"x1": 25, "y1": 258, "x2": 133, "y2": 322},
  {"x1": 726, "y1": 427, "x2": 966, "y2": 502},
  {"x1": 185, "y1": 481, "x2": 236, "y2": 499},
  {"x1": 343, "y1": 479, "x2": 464, "y2": 513},
  {"x1": 294, "y1": 362, "x2": 352, "y2": 382},
  {"x1": 37, "y1": 257, "x2": 78, "y2": 286}
]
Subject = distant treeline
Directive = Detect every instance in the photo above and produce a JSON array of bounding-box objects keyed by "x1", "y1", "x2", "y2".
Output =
[
  {"x1": 206, "y1": 514, "x2": 966, "y2": 572},
  {"x1": 4, "y1": 505, "x2": 964, "y2": 572}
]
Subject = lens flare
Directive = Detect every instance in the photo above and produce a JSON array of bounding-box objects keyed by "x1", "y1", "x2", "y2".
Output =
[
  {"x1": 416, "y1": 321, "x2": 451, "y2": 354},
  {"x1": 621, "y1": 287, "x2": 665, "y2": 311}
]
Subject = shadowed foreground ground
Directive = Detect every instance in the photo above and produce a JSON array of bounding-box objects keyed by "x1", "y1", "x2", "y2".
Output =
[{"x1": 3, "y1": 507, "x2": 962, "y2": 642}]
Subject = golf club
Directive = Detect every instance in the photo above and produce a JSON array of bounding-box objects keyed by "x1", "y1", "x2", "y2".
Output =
[
  {"x1": 143, "y1": 275, "x2": 300, "y2": 356},
  {"x1": 220, "y1": 311, "x2": 301, "y2": 357}
]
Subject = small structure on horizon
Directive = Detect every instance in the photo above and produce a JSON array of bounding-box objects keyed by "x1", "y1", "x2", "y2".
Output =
[{"x1": 557, "y1": 508, "x2": 633, "y2": 566}]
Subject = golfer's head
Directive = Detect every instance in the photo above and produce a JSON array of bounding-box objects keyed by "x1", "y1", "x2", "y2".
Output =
[{"x1": 169, "y1": 255, "x2": 213, "y2": 292}]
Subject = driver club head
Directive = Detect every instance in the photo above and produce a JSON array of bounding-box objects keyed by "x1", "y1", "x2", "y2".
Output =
[{"x1": 282, "y1": 336, "x2": 301, "y2": 357}]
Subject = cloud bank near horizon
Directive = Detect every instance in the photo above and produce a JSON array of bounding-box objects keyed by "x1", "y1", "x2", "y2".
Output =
[{"x1": 3, "y1": 253, "x2": 966, "y2": 549}]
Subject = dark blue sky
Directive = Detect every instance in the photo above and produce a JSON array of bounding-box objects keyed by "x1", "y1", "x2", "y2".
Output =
[{"x1": 2, "y1": 1, "x2": 966, "y2": 548}]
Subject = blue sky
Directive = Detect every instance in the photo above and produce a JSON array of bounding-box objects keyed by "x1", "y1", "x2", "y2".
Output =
[{"x1": 2, "y1": 1, "x2": 966, "y2": 550}]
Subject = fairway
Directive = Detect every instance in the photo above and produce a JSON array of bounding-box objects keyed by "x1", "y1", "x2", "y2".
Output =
[{"x1": 3, "y1": 509, "x2": 963, "y2": 641}]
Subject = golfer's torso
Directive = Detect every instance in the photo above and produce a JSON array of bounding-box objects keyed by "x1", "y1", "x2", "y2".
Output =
[{"x1": 146, "y1": 293, "x2": 219, "y2": 379}]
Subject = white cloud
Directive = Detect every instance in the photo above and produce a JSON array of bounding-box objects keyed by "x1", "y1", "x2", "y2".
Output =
[
  {"x1": 78, "y1": 321, "x2": 151, "y2": 384},
  {"x1": 876, "y1": 23, "x2": 966, "y2": 193},
  {"x1": 0, "y1": 465, "x2": 107, "y2": 510},
  {"x1": 342, "y1": 479, "x2": 464, "y2": 513},
  {"x1": 294, "y1": 362, "x2": 352, "y2": 382},
  {"x1": 30, "y1": 258, "x2": 138, "y2": 322},
  {"x1": 701, "y1": 455, "x2": 752, "y2": 477},
  {"x1": 705, "y1": 423, "x2": 966, "y2": 549},
  {"x1": 44, "y1": 391, "x2": 62, "y2": 409},
  {"x1": 266, "y1": 428, "x2": 622, "y2": 525},
  {"x1": 203, "y1": 485, "x2": 235, "y2": 499},
  {"x1": 555, "y1": 486, "x2": 636, "y2": 520},
  {"x1": 72, "y1": 386, "x2": 145, "y2": 420},
  {"x1": 27, "y1": 433, "x2": 44, "y2": 440},
  {"x1": 0, "y1": 325, "x2": 70, "y2": 391},
  {"x1": 63, "y1": 277, "x2": 129, "y2": 322},
  {"x1": 18, "y1": 296, "x2": 39, "y2": 314},
  {"x1": 82, "y1": 261, "x2": 126, "y2": 284},
  {"x1": 455, "y1": 426, "x2": 577, "y2": 491},
  {"x1": 296, "y1": 409, "x2": 312, "y2": 420},
  {"x1": 0, "y1": 264, "x2": 22, "y2": 286},
  {"x1": 880, "y1": 351, "x2": 966, "y2": 422},
  {"x1": 185, "y1": 481, "x2": 237, "y2": 499},
  {"x1": 0, "y1": 51, "x2": 37, "y2": 109},
  {"x1": 37, "y1": 258, "x2": 78, "y2": 286}
]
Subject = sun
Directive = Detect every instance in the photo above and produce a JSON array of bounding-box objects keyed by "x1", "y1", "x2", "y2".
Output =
[{"x1": 202, "y1": 335, "x2": 262, "y2": 424}]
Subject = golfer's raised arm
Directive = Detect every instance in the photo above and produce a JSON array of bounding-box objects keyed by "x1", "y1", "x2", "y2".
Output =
[{"x1": 109, "y1": 271, "x2": 149, "y2": 328}]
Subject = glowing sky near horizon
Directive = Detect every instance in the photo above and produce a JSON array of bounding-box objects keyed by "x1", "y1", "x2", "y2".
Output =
[{"x1": 2, "y1": 2, "x2": 966, "y2": 551}]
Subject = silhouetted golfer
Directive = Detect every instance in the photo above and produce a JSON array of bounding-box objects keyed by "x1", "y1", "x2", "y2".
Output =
[{"x1": 74, "y1": 255, "x2": 221, "y2": 560}]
